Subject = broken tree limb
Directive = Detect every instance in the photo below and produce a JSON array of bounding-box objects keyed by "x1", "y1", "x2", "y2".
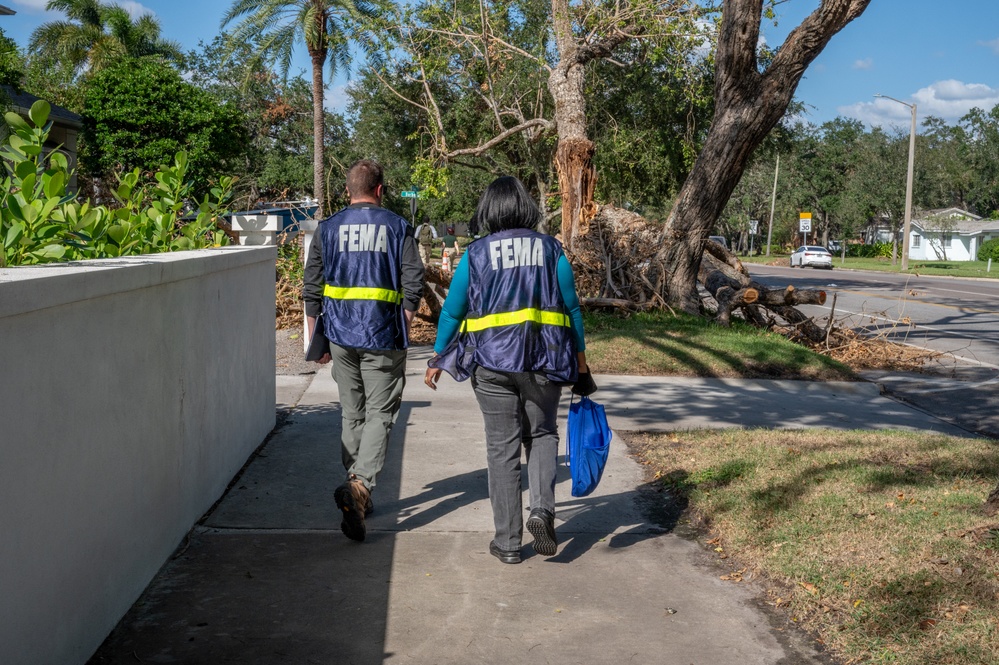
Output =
[{"x1": 580, "y1": 297, "x2": 644, "y2": 312}]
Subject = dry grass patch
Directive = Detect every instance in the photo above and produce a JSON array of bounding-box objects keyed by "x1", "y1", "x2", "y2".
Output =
[{"x1": 631, "y1": 429, "x2": 999, "y2": 664}]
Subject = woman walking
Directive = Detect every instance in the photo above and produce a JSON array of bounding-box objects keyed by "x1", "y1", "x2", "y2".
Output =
[{"x1": 424, "y1": 176, "x2": 595, "y2": 564}]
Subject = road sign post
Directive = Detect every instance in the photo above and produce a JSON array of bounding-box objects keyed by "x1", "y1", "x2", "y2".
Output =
[
  {"x1": 799, "y1": 212, "x2": 812, "y2": 246},
  {"x1": 401, "y1": 188, "x2": 419, "y2": 224}
]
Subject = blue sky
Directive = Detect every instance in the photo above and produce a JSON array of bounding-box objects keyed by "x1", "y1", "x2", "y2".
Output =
[{"x1": 4, "y1": 0, "x2": 999, "y2": 131}]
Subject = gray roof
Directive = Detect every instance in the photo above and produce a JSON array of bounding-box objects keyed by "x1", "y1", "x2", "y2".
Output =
[
  {"x1": 2, "y1": 86, "x2": 83, "y2": 129},
  {"x1": 910, "y1": 207, "x2": 999, "y2": 235},
  {"x1": 0, "y1": 5, "x2": 15, "y2": 16}
]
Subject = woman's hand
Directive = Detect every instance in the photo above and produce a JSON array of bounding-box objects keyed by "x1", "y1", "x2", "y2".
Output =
[{"x1": 424, "y1": 366, "x2": 443, "y2": 390}]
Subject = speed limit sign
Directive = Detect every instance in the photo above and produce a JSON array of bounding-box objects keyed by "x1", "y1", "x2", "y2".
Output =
[{"x1": 799, "y1": 212, "x2": 812, "y2": 233}]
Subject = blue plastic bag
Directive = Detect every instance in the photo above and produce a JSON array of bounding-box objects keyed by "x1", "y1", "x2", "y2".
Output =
[{"x1": 565, "y1": 395, "x2": 612, "y2": 497}]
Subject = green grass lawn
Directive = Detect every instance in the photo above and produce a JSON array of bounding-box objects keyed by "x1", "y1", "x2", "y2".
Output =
[
  {"x1": 584, "y1": 311, "x2": 854, "y2": 380},
  {"x1": 633, "y1": 428, "x2": 999, "y2": 665},
  {"x1": 741, "y1": 253, "x2": 999, "y2": 279}
]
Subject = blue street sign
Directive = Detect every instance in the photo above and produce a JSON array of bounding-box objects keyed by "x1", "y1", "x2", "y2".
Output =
[{"x1": 401, "y1": 190, "x2": 418, "y2": 198}]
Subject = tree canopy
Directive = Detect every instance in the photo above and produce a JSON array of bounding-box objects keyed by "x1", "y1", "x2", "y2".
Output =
[{"x1": 82, "y1": 58, "x2": 247, "y2": 191}]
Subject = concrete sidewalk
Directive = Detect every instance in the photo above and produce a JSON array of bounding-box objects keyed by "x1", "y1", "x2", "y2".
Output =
[{"x1": 88, "y1": 349, "x2": 969, "y2": 665}]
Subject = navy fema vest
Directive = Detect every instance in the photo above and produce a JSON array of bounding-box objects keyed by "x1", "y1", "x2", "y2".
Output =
[
  {"x1": 462, "y1": 228, "x2": 578, "y2": 382},
  {"x1": 319, "y1": 205, "x2": 410, "y2": 351}
]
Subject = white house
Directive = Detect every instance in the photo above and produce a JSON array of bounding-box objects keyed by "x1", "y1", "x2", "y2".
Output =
[{"x1": 909, "y1": 208, "x2": 999, "y2": 262}]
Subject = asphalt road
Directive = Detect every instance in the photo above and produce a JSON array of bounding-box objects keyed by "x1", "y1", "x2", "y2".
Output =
[
  {"x1": 746, "y1": 263, "x2": 999, "y2": 438},
  {"x1": 747, "y1": 264, "x2": 999, "y2": 368}
]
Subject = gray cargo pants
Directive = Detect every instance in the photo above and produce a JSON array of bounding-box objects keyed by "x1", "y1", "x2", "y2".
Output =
[
  {"x1": 329, "y1": 343, "x2": 407, "y2": 491},
  {"x1": 471, "y1": 366, "x2": 562, "y2": 550}
]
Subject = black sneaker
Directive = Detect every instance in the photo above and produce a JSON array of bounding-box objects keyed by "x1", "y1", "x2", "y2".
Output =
[
  {"x1": 334, "y1": 478, "x2": 369, "y2": 542},
  {"x1": 526, "y1": 508, "x2": 557, "y2": 556},
  {"x1": 489, "y1": 541, "x2": 521, "y2": 564}
]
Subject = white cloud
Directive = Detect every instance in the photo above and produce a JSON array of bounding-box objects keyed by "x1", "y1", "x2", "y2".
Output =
[
  {"x1": 10, "y1": 0, "x2": 51, "y2": 12},
  {"x1": 117, "y1": 1, "x2": 154, "y2": 19},
  {"x1": 979, "y1": 38, "x2": 999, "y2": 55},
  {"x1": 839, "y1": 80, "x2": 999, "y2": 127},
  {"x1": 853, "y1": 58, "x2": 873, "y2": 70}
]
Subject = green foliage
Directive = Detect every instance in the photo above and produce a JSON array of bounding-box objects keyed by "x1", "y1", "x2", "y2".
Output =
[
  {"x1": 847, "y1": 241, "x2": 893, "y2": 259},
  {"x1": 410, "y1": 158, "x2": 449, "y2": 199},
  {"x1": 977, "y1": 238, "x2": 999, "y2": 261},
  {"x1": 82, "y1": 58, "x2": 248, "y2": 191},
  {"x1": 184, "y1": 35, "x2": 344, "y2": 208},
  {"x1": 0, "y1": 27, "x2": 22, "y2": 88},
  {"x1": 2, "y1": 100, "x2": 233, "y2": 267},
  {"x1": 589, "y1": 38, "x2": 715, "y2": 215}
]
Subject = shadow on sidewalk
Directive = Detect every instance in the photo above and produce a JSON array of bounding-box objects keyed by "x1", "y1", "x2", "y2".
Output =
[{"x1": 87, "y1": 400, "x2": 424, "y2": 665}]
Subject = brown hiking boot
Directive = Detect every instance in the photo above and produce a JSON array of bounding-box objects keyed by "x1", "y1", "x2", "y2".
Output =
[{"x1": 334, "y1": 476, "x2": 370, "y2": 542}]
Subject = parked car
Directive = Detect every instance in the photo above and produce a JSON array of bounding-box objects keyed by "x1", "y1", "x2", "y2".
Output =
[
  {"x1": 790, "y1": 245, "x2": 833, "y2": 269},
  {"x1": 827, "y1": 239, "x2": 843, "y2": 254},
  {"x1": 708, "y1": 235, "x2": 728, "y2": 248}
]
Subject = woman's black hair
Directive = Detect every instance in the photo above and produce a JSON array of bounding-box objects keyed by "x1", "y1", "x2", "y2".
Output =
[{"x1": 470, "y1": 176, "x2": 541, "y2": 234}]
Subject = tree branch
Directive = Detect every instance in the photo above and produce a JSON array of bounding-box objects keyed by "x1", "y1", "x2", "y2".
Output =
[{"x1": 444, "y1": 118, "x2": 555, "y2": 158}]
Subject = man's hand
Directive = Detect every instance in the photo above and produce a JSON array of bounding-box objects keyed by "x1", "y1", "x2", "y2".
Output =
[
  {"x1": 307, "y1": 315, "x2": 331, "y2": 364},
  {"x1": 424, "y1": 367, "x2": 443, "y2": 390}
]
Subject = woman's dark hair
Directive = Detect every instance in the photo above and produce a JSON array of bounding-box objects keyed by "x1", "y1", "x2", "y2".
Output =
[{"x1": 470, "y1": 176, "x2": 541, "y2": 234}]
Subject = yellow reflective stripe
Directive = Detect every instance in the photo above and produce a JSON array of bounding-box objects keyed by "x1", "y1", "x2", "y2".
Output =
[
  {"x1": 461, "y1": 308, "x2": 571, "y2": 333},
  {"x1": 324, "y1": 284, "x2": 403, "y2": 305}
]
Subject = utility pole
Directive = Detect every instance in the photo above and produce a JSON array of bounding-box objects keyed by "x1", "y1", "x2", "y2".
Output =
[
  {"x1": 766, "y1": 155, "x2": 779, "y2": 257},
  {"x1": 875, "y1": 94, "x2": 917, "y2": 271}
]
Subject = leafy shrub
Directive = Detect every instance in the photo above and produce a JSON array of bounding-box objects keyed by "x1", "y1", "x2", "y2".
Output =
[
  {"x1": 2, "y1": 100, "x2": 234, "y2": 267},
  {"x1": 82, "y1": 58, "x2": 247, "y2": 191},
  {"x1": 977, "y1": 238, "x2": 999, "y2": 261},
  {"x1": 848, "y1": 241, "x2": 893, "y2": 258}
]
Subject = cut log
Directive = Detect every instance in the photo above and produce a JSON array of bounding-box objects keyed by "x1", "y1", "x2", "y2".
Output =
[{"x1": 754, "y1": 284, "x2": 827, "y2": 307}]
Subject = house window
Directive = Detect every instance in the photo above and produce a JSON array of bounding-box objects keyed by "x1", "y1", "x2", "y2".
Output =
[
  {"x1": 911, "y1": 234, "x2": 921, "y2": 248},
  {"x1": 942, "y1": 233, "x2": 953, "y2": 248}
]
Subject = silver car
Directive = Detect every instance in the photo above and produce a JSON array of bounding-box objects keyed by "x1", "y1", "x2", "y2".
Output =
[{"x1": 790, "y1": 245, "x2": 833, "y2": 269}]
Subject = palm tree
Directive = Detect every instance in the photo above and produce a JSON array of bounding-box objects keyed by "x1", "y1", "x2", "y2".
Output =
[
  {"x1": 28, "y1": 0, "x2": 182, "y2": 77},
  {"x1": 221, "y1": 0, "x2": 378, "y2": 217}
]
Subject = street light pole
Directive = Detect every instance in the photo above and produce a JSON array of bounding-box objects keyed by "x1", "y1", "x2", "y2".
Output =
[{"x1": 875, "y1": 94, "x2": 917, "y2": 271}]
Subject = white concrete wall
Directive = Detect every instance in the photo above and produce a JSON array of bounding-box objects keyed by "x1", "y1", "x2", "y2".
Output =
[{"x1": 0, "y1": 247, "x2": 277, "y2": 665}]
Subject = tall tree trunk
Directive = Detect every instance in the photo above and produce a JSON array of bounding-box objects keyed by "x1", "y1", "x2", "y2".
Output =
[
  {"x1": 657, "y1": 0, "x2": 872, "y2": 312},
  {"x1": 549, "y1": 0, "x2": 596, "y2": 252},
  {"x1": 310, "y1": 49, "x2": 327, "y2": 219}
]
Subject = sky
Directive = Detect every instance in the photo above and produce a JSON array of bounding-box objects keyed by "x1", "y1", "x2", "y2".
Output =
[{"x1": 4, "y1": 0, "x2": 999, "y2": 131}]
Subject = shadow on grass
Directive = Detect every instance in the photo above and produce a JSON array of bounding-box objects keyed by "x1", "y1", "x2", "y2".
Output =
[{"x1": 586, "y1": 311, "x2": 851, "y2": 380}]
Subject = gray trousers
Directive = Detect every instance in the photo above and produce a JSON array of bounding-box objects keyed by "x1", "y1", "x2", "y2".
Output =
[
  {"x1": 329, "y1": 343, "x2": 407, "y2": 491},
  {"x1": 471, "y1": 366, "x2": 562, "y2": 550}
]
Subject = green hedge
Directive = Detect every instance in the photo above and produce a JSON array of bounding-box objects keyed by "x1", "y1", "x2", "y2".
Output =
[{"x1": 977, "y1": 238, "x2": 999, "y2": 261}]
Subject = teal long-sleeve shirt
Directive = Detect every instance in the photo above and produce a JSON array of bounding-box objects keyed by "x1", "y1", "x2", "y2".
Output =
[{"x1": 433, "y1": 253, "x2": 586, "y2": 355}]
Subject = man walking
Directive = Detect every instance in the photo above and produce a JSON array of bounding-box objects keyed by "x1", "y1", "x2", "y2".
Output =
[
  {"x1": 415, "y1": 215, "x2": 437, "y2": 265},
  {"x1": 304, "y1": 159, "x2": 425, "y2": 542}
]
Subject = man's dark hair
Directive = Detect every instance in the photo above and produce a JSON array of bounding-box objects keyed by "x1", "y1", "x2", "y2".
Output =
[
  {"x1": 346, "y1": 159, "x2": 384, "y2": 199},
  {"x1": 471, "y1": 176, "x2": 541, "y2": 234}
]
